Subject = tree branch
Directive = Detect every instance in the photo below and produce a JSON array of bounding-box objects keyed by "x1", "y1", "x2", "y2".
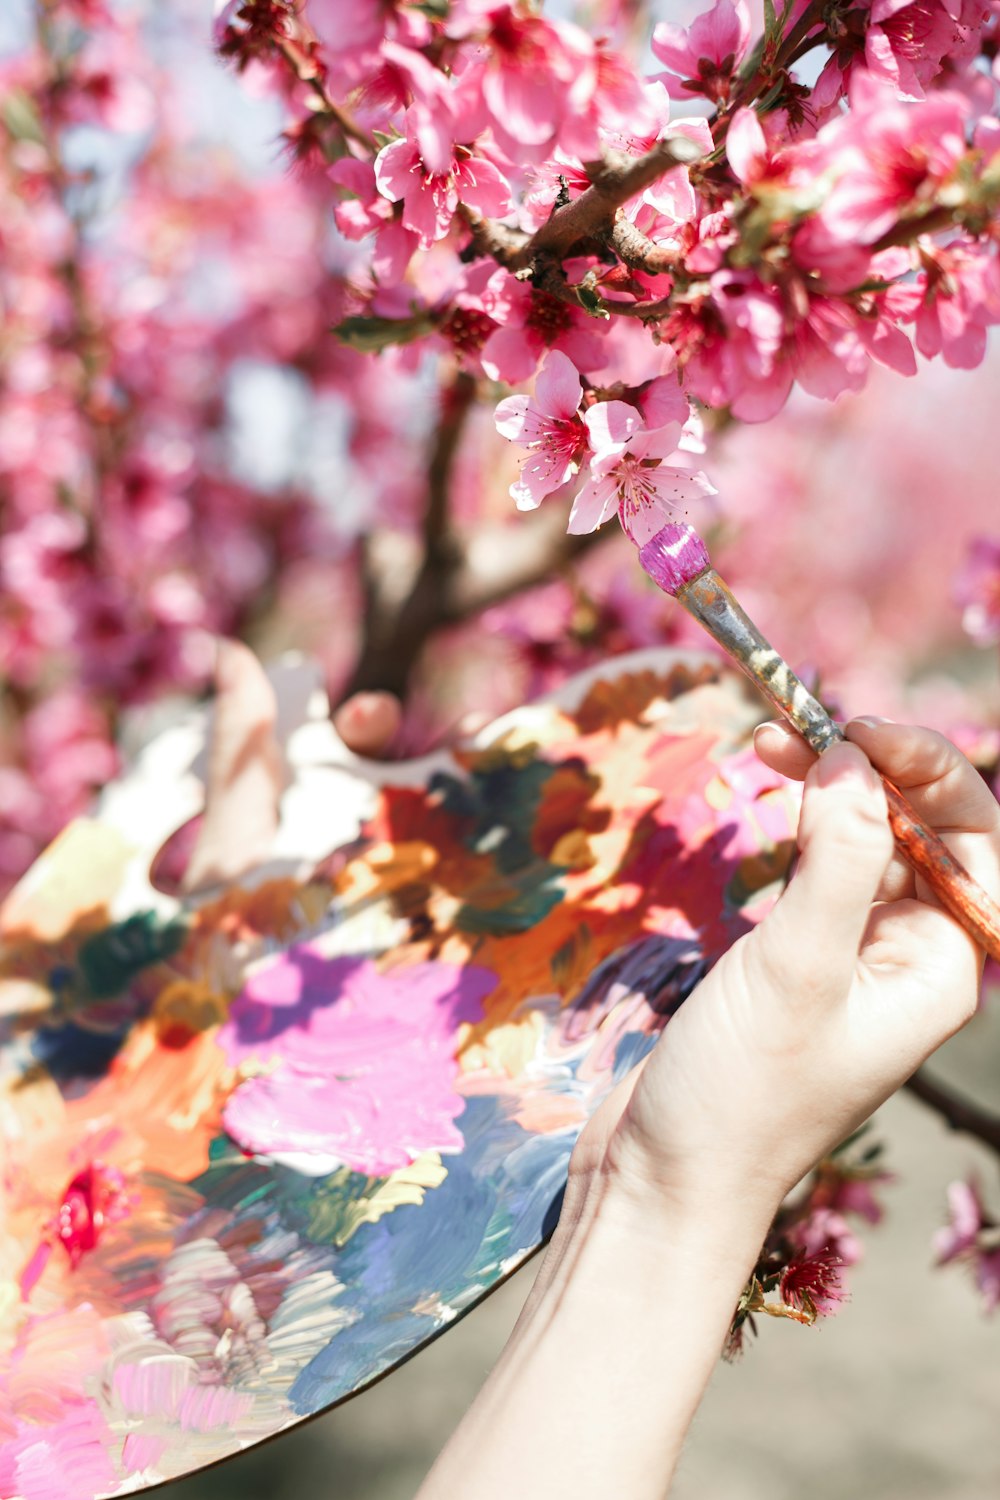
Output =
[
  {"x1": 341, "y1": 489, "x2": 612, "y2": 702},
  {"x1": 450, "y1": 509, "x2": 609, "y2": 617},
  {"x1": 904, "y1": 1067, "x2": 1000, "y2": 1156},
  {"x1": 607, "y1": 217, "x2": 680, "y2": 276},
  {"x1": 274, "y1": 37, "x2": 375, "y2": 154},
  {"x1": 423, "y1": 370, "x2": 477, "y2": 562},
  {"x1": 507, "y1": 138, "x2": 704, "y2": 273}
]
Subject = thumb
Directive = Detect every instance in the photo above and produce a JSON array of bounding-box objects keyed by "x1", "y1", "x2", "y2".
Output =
[{"x1": 760, "y1": 741, "x2": 894, "y2": 995}]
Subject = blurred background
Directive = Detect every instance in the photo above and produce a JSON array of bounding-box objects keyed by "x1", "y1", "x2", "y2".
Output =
[{"x1": 2, "y1": 0, "x2": 1000, "y2": 1494}]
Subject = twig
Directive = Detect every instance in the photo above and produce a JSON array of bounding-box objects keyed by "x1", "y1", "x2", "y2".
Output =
[
  {"x1": 904, "y1": 1067, "x2": 1000, "y2": 1156},
  {"x1": 608, "y1": 217, "x2": 680, "y2": 275},
  {"x1": 274, "y1": 37, "x2": 375, "y2": 154},
  {"x1": 507, "y1": 138, "x2": 704, "y2": 273}
]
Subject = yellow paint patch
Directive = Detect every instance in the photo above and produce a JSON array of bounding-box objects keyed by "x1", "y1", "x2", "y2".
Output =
[
  {"x1": 459, "y1": 1011, "x2": 544, "y2": 1078},
  {"x1": 0, "y1": 820, "x2": 132, "y2": 942}
]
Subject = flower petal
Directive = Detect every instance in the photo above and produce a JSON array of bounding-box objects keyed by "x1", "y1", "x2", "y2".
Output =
[
  {"x1": 494, "y1": 394, "x2": 531, "y2": 440},
  {"x1": 583, "y1": 399, "x2": 642, "y2": 455},
  {"x1": 533, "y1": 350, "x2": 583, "y2": 421},
  {"x1": 567, "y1": 474, "x2": 618, "y2": 534},
  {"x1": 374, "y1": 138, "x2": 419, "y2": 203}
]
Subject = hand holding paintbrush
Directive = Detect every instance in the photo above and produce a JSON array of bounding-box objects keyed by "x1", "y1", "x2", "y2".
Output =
[{"x1": 639, "y1": 522, "x2": 1000, "y2": 966}]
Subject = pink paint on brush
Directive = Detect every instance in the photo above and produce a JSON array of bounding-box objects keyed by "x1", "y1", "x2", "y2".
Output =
[
  {"x1": 219, "y1": 949, "x2": 497, "y2": 1174},
  {"x1": 638, "y1": 522, "x2": 710, "y2": 594}
]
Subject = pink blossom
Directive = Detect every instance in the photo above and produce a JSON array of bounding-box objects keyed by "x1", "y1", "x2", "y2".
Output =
[
  {"x1": 934, "y1": 1179, "x2": 1000, "y2": 1310},
  {"x1": 954, "y1": 534, "x2": 1000, "y2": 642},
  {"x1": 652, "y1": 0, "x2": 751, "y2": 101},
  {"x1": 480, "y1": 270, "x2": 610, "y2": 383},
  {"x1": 809, "y1": 84, "x2": 969, "y2": 247},
  {"x1": 779, "y1": 1248, "x2": 849, "y2": 1317},
  {"x1": 375, "y1": 110, "x2": 512, "y2": 249},
  {"x1": 866, "y1": 0, "x2": 974, "y2": 100},
  {"x1": 912, "y1": 240, "x2": 1000, "y2": 368},
  {"x1": 779, "y1": 1206, "x2": 863, "y2": 1317},
  {"x1": 494, "y1": 352, "x2": 589, "y2": 509},
  {"x1": 673, "y1": 270, "x2": 792, "y2": 422},
  {"x1": 569, "y1": 396, "x2": 716, "y2": 543},
  {"x1": 330, "y1": 156, "x2": 418, "y2": 282},
  {"x1": 449, "y1": 3, "x2": 599, "y2": 163}
]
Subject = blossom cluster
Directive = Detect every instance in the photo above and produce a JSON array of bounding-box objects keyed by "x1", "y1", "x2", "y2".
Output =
[
  {"x1": 0, "y1": 0, "x2": 353, "y2": 890},
  {"x1": 214, "y1": 0, "x2": 1000, "y2": 539}
]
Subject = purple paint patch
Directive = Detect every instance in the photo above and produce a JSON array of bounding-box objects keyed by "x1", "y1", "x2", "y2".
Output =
[
  {"x1": 219, "y1": 951, "x2": 497, "y2": 1174},
  {"x1": 638, "y1": 523, "x2": 710, "y2": 595}
]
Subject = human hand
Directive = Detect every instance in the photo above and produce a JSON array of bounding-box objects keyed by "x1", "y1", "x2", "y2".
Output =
[
  {"x1": 183, "y1": 644, "x2": 401, "y2": 894},
  {"x1": 571, "y1": 720, "x2": 1000, "y2": 1241}
]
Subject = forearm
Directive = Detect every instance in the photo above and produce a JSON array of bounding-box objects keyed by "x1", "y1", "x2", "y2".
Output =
[{"x1": 415, "y1": 1172, "x2": 772, "y2": 1500}]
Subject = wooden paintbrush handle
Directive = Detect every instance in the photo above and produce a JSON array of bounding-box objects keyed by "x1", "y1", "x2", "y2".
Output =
[{"x1": 880, "y1": 776, "x2": 1000, "y2": 964}]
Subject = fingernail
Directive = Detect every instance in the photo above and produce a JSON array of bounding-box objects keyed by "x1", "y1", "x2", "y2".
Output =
[
  {"x1": 753, "y1": 720, "x2": 795, "y2": 741},
  {"x1": 849, "y1": 715, "x2": 894, "y2": 729},
  {"x1": 815, "y1": 741, "x2": 880, "y2": 791}
]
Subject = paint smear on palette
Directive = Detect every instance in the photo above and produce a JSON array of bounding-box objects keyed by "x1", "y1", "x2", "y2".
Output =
[
  {"x1": 0, "y1": 652, "x2": 800, "y2": 1496},
  {"x1": 219, "y1": 953, "x2": 498, "y2": 1173}
]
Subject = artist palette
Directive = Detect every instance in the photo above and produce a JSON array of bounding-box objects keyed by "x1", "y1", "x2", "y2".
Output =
[{"x1": 0, "y1": 649, "x2": 798, "y2": 1498}]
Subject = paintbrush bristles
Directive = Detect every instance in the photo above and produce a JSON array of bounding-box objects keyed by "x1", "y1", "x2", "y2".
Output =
[{"x1": 639, "y1": 524, "x2": 710, "y2": 596}]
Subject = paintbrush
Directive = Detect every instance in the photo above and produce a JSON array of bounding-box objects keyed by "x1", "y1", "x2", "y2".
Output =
[{"x1": 638, "y1": 521, "x2": 1000, "y2": 965}]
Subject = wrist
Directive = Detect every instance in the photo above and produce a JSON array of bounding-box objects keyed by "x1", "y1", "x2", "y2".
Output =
[
  {"x1": 541, "y1": 1158, "x2": 773, "y2": 1312},
  {"x1": 563, "y1": 1135, "x2": 784, "y2": 1265}
]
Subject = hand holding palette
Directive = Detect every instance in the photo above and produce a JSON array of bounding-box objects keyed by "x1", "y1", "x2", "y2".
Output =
[{"x1": 0, "y1": 651, "x2": 798, "y2": 1498}]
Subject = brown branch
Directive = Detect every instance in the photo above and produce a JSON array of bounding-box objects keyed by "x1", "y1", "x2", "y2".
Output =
[
  {"x1": 274, "y1": 37, "x2": 375, "y2": 153},
  {"x1": 341, "y1": 493, "x2": 612, "y2": 702},
  {"x1": 872, "y1": 204, "x2": 964, "y2": 253},
  {"x1": 608, "y1": 217, "x2": 680, "y2": 276},
  {"x1": 423, "y1": 370, "x2": 476, "y2": 562},
  {"x1": 508, "y1": 137, "x2": 704, "y2": 273},
  {"x1": 460, "y1": 207, "x2": 528, "y2": 268},
  {"x1": 450, "y1": 508, "x2": 610, "y2": 617},
  {"x1": 904, "y1": 1067, "x2": 1000, "y2": 1156},
  {"x1": 343, "y1": 372, "x2": 477, "y2": 699}
]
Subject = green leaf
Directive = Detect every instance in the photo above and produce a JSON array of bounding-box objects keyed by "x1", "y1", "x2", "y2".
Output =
[
  {"x1": 2, "y1": 89, "x2": 45, "y2": 146},
  {"x1": 332, "y1": 311, "x2": 438, "y2": 353}
]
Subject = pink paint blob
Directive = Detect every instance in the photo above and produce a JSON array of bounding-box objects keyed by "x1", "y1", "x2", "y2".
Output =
[
  {"x1": 218, "y1": 950, "x2": 496, "y2": 1174},
  {"x1": 177, "y1": 1383, "x2": 255, "y2": 1434},
  {"x1": 0, "y1": 1406, "x2": 118, "y2": 1500},
  {"x1": 121, "y1": 1432, "x2": 167, "y2": 1476}
]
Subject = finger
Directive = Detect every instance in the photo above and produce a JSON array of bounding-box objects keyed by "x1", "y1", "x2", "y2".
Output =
[
  {"x1": 333, "y1": 692, "x2": 402, "y2": 759},
  {"x1": 753, "y1": 720, "x2": 818, "y2": 780},
  {"x1": 755, "y1": 740, "x2": 894, "y2": 996},
  {"x1": 845, "y1": 718, "x2": 1000, "y2": 908},
  {"x1": 845, "y1": 720, "x2": 1000, "y2": 838},
  {"x1": 182, "y1": 640, "x2": 284, "y2": 894}
]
